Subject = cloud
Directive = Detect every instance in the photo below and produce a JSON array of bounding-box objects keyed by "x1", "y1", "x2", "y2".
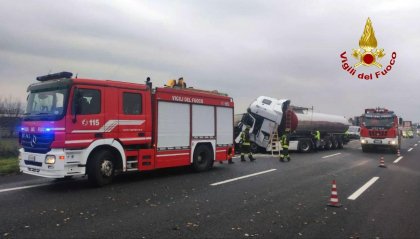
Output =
[{"x1": 0, "y1": 0, "x2": 419, "y2": 121}]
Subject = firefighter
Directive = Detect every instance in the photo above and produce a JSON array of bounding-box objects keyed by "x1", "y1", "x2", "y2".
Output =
[
  {"x1": 280, "y1": 129, "x2": 291, "y2": 162},
  {"x1": 312, "y1": 130, "x2": 321, "y2": 152},
  {"x1": 240, "y1": 126, "x2": 255, "y2": 162}
]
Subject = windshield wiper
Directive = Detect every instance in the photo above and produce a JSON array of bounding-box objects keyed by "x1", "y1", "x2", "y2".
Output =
[{"x1": 36, "y1": 112, "x2": 50, "y2": 115}]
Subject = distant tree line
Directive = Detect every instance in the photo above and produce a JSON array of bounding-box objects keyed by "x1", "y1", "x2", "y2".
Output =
[{"x1": 0, "y1": 97, "x2": 24, "y2": 138}]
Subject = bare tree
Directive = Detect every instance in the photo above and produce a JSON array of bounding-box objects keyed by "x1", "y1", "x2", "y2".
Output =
[
  {"x1": 0, "y1": 97, "x2": 24, "y2": 137},
  {"x1": 0, "y1": 96, "x2": 24, "y2": 117}
]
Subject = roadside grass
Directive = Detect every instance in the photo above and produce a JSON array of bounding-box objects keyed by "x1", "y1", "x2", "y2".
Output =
[
  {"x1": 0, "y1": 138, "x2": 20, "y2": 175},
  {"x1": 0, "y1": 157, "x2": 19, "y2": 175}
]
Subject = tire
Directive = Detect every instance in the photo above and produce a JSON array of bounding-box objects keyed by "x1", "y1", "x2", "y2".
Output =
[
  {"x1": 192, "y1": 144, "x2": 213, "y2": 172},
  {"x1": 331, "y1": 136, "x2": 338, "y2": 149},
  {"x1": 361, "y1": 145, "x2": 368, "y2": 153},
  {"x1": 298, "y1": 140, "x2": 312, "y2": 153},
  {"x1": 87, "y1": 150, "x2": 116, "y2": 186},
  {"x1": 250, "y1": 143, "x2": 260, "y2": 154},
  {"x1": 337, "y1": 138, "x2": 343, "y2": 149},
  {"x1": 324, "y1": 138, "x2": 332, "y2": 150}
]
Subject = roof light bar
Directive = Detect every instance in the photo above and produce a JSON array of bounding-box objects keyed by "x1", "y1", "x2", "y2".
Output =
[{"x1": 36, "y1": 72, "x2": 73, "y2": 82}]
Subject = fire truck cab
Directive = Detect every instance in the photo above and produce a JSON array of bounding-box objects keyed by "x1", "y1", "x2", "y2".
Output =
[
  {"x1": 19, "y1": 72, "x2": 234, "y2": 186},
  {"x1": 359, "y1": 108, "x2": 401, "y2": 153}
]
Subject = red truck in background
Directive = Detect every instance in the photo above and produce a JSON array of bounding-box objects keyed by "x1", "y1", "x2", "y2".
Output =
[
  {"x1": 359, "y1": 108, "x2": 401, "y2": 153},
  {"x1": 19, "y1": 72, "x2": 234, "y2": 186}
]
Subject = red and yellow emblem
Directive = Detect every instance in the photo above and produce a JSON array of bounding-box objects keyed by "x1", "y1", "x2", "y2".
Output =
[{"x1": 352, "y1": 18, "x2": 385, "y2": 68}]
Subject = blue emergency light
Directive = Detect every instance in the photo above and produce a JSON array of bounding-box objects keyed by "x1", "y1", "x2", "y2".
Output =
[{"x1": 36, "y1": 72, "x2": 73, "y2": 82}]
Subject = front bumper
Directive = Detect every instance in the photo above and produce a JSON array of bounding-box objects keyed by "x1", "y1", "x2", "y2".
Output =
[
  {"x1": 19, "y1": 148, "x2": 86, "y2": 178},
  {"x1": 360, "y1": 137, "x2": 399, "y2": 147}
]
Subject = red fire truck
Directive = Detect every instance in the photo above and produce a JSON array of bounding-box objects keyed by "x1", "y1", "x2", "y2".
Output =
[
  {"x1": 19, "y1": 72, "x2": 234, "y2": 186},
  {"x1": 359, "y1": 108, "x2": 401, "y2": 153}
]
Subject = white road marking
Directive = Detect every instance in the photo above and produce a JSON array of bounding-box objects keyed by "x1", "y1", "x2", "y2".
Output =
[
  {"x1": 322, "y1": 153, "x2": 341, "y2": 159},
  {"x1": 408, "y1": 148, "x2": 413, "y2": 152},
  {"x1": 0, "y1": 183, "x2": 50, "y2": 193},
  {"x1": 348, "y1": 177, "x2": 380, "y2": 200},
  {"x1": 210, "y1": 169, "x2": 277, "y2": 186},
  {"x1": 393, "y1": 156, "x2": 403, "y2": 163},
  {"x1": 414, "y1": 144, "x2": 418, "y2": 147}
]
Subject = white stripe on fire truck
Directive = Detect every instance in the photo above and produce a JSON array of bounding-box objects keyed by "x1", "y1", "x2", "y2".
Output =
[
  {"x1": 216, "y1": 150, "x2": 226, "y2": 152},
  {"x1": 157, "y1": 153, "x2": 190, "y2": 157},
  {"x1": 65, "y1": 140, "x2": 93, "y2": 144},
  {"x1": 52, "y1": 128, "x2": 65, "y2": 131},
  {"x1": 72, "y1": 120, "x2": 145, "y2": 133},
  {"x1": 120, "y1": 137, "x2": 152, "y2": 141}
]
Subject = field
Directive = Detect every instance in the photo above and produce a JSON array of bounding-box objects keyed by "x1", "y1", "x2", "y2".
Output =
[{"x1": 0, "y1": 138, "x2": 20, "y2": 175}]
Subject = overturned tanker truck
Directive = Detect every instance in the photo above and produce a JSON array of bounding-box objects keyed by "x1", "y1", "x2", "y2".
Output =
[{"x1": 235, "y1": 96, "x2": 350, "y2": 153}]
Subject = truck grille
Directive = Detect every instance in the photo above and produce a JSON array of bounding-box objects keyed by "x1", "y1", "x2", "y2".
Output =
[
  {"x1": 21, "y1": 133, "x2": 54, "y2": 154},
  {"x1": 368, "y1": 130, "x2": 387, "y2": 139}
]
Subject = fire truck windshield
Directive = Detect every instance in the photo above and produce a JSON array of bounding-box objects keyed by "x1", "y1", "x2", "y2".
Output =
[
  {"x1": 24, "y1": 88, "x2": 69, "y2": 121},
  {"x1": 363, "y1": 116, "x2": 394, "y2": 128}
]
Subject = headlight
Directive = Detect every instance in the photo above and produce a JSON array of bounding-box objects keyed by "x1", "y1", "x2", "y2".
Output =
[
  {"x1": 390, "y1": 140, "x2": 396, "y2": 145},
  {"x1": 361, "y1": 139, "x2": 367, "y2": 144},
  {"x1": 45, "y1": 155, "x2": 56, "y2": 164}
]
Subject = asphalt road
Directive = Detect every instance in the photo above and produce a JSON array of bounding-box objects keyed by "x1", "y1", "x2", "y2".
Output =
[{"x1": 1, "y1": 138, "x2": 420, "y2": 238}]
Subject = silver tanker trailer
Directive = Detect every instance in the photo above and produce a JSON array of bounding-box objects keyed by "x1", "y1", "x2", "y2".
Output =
[{"x1": 235, "y1": 96, "x2": 350, "y2": 153}]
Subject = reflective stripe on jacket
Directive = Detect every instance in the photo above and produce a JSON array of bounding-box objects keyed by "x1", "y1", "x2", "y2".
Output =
[
  {"x1": 281, "y1": 134, "x2": 289, "y2": 148},
  {"x1": 315, "y1": 131, "x2": 321, "y2": 140},
  {"x1": 241, "y1": 131, "x2": 250, "y2": 145}
]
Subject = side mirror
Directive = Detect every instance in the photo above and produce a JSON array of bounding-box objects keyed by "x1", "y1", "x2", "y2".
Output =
[
  {"x1": 398, "y1": 117, "x2": 403, "y2": 126},
  {"x1": 71, "y1": 88, "x2": 80, "y2": 123}
]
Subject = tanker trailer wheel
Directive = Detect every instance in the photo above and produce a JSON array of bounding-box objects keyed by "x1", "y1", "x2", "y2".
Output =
[
  {"x1": 87, "y1": 150, "x2": 115, "y2": 186},
  {"x1": 192, "y1": 144, "x2": 213, "y2": 172},
  {"x1": 331, "y1": 136, "x2": 338, "y2": 149},
  {"x1": 324, "y1": 138, "x2": 332, "y2": 150},
  {"x1": 298, "y1": 140, "x2": 312, "y2": 153},
  {"x1": 337, "y1": 138, "x2": 343, "y2": 149}
]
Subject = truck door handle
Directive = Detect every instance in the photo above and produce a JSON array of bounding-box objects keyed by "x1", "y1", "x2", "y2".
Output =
[
  {"x1": 138, "y1": 132, "x2": 145, "y2": 137},
  {"x1": 95, "y1": 133, "x2": 104, "y2": 138}
]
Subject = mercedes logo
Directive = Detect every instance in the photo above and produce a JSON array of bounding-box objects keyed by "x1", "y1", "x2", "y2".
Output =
[{"x1": 31, "y1": 135, "x2": 37, "y2": 147}]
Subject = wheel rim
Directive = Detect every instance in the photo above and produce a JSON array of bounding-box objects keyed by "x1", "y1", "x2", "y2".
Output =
[
  {"x1": 301, "y1": 142, "x2": 309, "y2": 151},
  {"x1": 100, "y1": 160, "x2": 114, "y2": 177}
]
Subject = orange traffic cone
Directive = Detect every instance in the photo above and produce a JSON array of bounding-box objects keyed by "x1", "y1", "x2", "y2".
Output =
[
  {"x1": 327, "y1": 180, "x2": 342, "y2": 207},
  {"x1": 379, "y1": 156, "x2": 387, "y2": 168}
]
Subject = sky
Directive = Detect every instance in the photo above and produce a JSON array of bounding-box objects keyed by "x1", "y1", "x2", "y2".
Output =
[{"x1": 1, "y1": 0, "x2": 419, "y2": 121}]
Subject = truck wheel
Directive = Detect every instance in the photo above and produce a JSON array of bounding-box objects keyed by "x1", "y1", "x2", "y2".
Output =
[
  {"x1": 361, "y1": 145, "x2": 368, "y2": 153},
  {"x1": 337, "y1": 138, "x2": 343, "y2": 149},
  {"x1": 331, "y1": 137, "x2": 338, "y2": 149},
  {"x1": 298, "y1": 140, "x2": 312, "y2": 153},
  {"x1": 192, "y1": 144, "x2": 213, "y2": 172},
  {"x1": 250, "y1": 143, "x2": 259, "y2": 154},
  {"x1": 87, "y1": 150, "x2": 115, "y2": 186},
  {"x1": 324, "y1": 139, "x2": 332, "y2": 150}
]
